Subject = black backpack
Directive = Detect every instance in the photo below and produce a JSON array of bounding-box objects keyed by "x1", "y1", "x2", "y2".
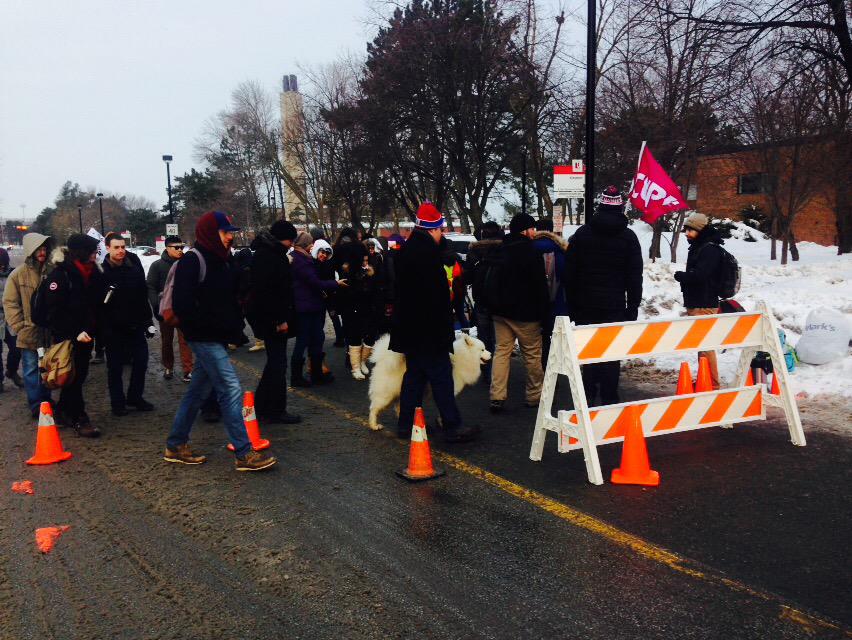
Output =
[
  {"x1": 474, "y1": 245, "x2": 507, "y2": 311},
  {"x1": 30, "y1": 274, "x2": 57, "y2": 328},
  {"x1": 716, "y1": 246, "x2": 741, "y2": 300}
]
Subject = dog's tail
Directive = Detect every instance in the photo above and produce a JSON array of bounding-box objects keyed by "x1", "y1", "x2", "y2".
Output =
[{"x1": 369, "y1": 334, "x2": 392, "y2": 364}]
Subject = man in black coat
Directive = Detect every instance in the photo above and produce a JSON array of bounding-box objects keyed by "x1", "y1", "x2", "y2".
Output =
[
  {"x1": 246, "y1": 221, "x2": 300, "y2": 424},
  {"x1": 488, "y1": 213, "x2": 550, "y2": 413},
  {"x1": 674, "y1": 212, "x2": 724, "y2": 389},
  {"x1": 564, "y1": 186, "x2": 643, "y2": 405},
  {"x1": 101, "y1": 232, "x2": 154, "y2": 416},
  {"x1": 390, "y1": 203, "x2": 478, "y2": 443}
]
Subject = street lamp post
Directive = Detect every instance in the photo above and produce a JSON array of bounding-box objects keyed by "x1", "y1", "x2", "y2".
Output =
[
  {"x1": 96, "y1": 193, "x2": 105, "y2": 234},
  {"x1": 584, "y1": 0, "x2": 596, "y2": 209},
  {"x1": 77, "y1": 204, "x2": 83, "y2": 233},
  {"x1": 162, "y1": 155, "x2": 174, "y2": 224}
]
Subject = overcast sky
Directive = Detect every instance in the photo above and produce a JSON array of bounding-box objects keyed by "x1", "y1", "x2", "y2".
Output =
[{"x1": 0, "y1": 0, "x2": 374, "y2": 220}]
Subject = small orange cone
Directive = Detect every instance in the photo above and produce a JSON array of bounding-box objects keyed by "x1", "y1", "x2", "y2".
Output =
[
  {"x1": 695, "y1": 356, "x2": 713, "y2": 392},
  {"x1": 676, "y1": 362, "x2": 694, "y2": 395},
  {"x1": 396, "y1": 408, "x2": 445, "y2": 482},
  {"x1": 227, "y1": 392, "x2": 270, "y2": 451},
  {"x1": 745, "y1": 368, "x2": 754, "y2": 386},
  {"x1": 770, "y1": 372, "x2": 781, "y2": 395},
  {"x1": 12, "y1": 481, "x2": 34, "y2": 495},
  {"x1": 611, "y1": 406, "x2": 659, "y2": 486},
  {"x1": 35, "y1": 525, "x2": 70, "y2": 553},
  {"x1": 26, "y1": 403, "x2": 72, "y2": 465}
]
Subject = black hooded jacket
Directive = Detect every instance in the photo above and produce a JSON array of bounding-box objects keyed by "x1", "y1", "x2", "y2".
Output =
[
  {"x1": 246, "y1": 232, "x2": 296, "y2": 340},
  {"x1": 101, "y1": 251, "x2": 152, "y2": 336},
  {"x1": 563, "y1": 209, "x2": 643, "y2": 320},
  {"x1": 491, "y1": 232, "x2": 550, "y2": 323},
  {"x1": 676, "y1": 226, "x2": 724, "y2": 309},
  {"x1": 44, "y1": 250, "x2": 107, "y2": 343}
]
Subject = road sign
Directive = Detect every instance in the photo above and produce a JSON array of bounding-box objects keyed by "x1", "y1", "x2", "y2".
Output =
[
  {"x1": 554, "y1": 161, "x2": 586, "y2": 198},
  {"x1": 166, "y1": 224, "x2": 178, "y2": 237}
]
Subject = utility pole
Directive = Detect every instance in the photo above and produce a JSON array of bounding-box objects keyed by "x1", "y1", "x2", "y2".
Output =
[
  {"x1": 77, "y1": 204, "x2": 83, "y2": 233},
  {"x1": 162, "y1": 155, "x2": 174, "y2": 224},
  {"x1": 97, "y1": 193, "x2": 105, "y2": 234},
  {"x1": 584, "y1": 0, "x2": 596, "y2": 208}
]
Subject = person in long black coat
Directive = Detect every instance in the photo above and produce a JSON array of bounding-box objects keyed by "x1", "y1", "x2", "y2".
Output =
[
  {"x1": 390, "y1": 204, "x2": 478, "y2": 443},
  {"x1": 564, "y1": 186, "x2": 643, "y2": 405}
]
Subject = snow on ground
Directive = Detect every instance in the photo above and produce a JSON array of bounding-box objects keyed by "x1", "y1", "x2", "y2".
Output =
[{"x1": 563, "y1": 221, "x2": 852, "y2": 399}]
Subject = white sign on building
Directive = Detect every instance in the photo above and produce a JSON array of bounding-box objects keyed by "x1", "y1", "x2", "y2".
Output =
[{"x1": 554, "y1": 160, "x2": 586, "y2": 199}]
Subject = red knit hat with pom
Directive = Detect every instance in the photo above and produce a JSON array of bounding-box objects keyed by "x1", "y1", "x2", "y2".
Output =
[{"x1": 415, "y1": 202, "x2": 445, "y2": 229}]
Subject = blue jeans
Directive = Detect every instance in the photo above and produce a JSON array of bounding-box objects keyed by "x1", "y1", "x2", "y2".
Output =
[
  {"x1": 292, "y1": 311, "x2": 326, "y2": 360},
  {"x1": 22, "y1": 349, "x2": 51, "y2": 415},
  {"x1": 397, "y1": 351, "x2": 462, "y2": 437},
  {"x1": 167, "y1": 342, "x2": 251, "y2": 457}
]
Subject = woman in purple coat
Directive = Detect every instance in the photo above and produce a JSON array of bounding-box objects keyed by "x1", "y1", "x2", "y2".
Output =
[{"x1": 290, "y1": 232, "x2": 344, "y2": 386}]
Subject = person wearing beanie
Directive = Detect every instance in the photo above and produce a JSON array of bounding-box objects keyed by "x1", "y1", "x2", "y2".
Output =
[
  {"x1": 389, "y1": 202, "x2": 479, "y2": 443},
  {"x1": 165, "y1": 211, "x2": 277, "y2": 471},
  {"x1": 674, "y1": 212, "x2": 725, "y2": 389},
  {"x1": 563, "y1": 186, "x2": 643, "y2": 405},
  {"x1": 533, "y1": 218, "x2": 569, "y2": 367},
  {"x1": 2, "y1": 232, "x2": 54, "y2": 414},
  {"x1": 486, "y1": 213, "x2": 550, "y2": 413},
  {"x1": 42, "y1": 233, "x2": 106, "y2": 437},
  {"x1": 245, "y1": 221, "x2": 301, "y2": 424},
  {"x1": 290, "y1": 231, "x2": 344, "y2": 386}
]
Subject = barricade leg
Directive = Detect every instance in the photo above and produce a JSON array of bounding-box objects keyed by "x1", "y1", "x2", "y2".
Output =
[
  {"x1": 721, "y1": 347, "x2": 758, "y2": 429},
  {"x1": 560, "y1": 410, "x2": 603, "y2": 485},
  {"x1": 530, "y1": 321, "x2": 564, "y2": 461},
  {"x1": 760, "y1": 302, "x2": 806, "y2": 446}
]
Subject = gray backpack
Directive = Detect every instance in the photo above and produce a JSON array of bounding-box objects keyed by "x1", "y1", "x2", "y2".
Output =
[{"x1": 158, "y1": 248, "x2": 206, "y2": 327}]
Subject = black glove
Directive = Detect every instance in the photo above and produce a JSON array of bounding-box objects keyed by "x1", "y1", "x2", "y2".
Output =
[
  {"x1": 673, "y1": 271, "x2": 685, "y2": 283},
  {"x1": 625, "y1": 307, "x2": 639, "y2": 322}
]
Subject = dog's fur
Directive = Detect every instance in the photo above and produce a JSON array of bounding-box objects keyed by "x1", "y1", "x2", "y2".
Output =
[{"x1": 367, "y1": 333, "x2": 492, "y2": 430}]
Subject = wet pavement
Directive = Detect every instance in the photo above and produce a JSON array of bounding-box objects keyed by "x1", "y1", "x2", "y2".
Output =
[{"x1": 0, "y1": 332, "x2": 849, "y2": 639}]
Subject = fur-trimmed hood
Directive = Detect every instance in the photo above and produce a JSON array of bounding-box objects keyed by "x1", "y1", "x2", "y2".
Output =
[
  {"x1": 533, "y1": 230, "x2": 568, "y2": 251},
  {"x1": 50, "y1": 246, "x2": 104, "y2": 272}
]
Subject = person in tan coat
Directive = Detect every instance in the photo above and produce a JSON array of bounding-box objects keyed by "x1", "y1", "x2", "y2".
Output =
[{"x1": 2, "y1": 232, "x2": 54, "y2": 417}]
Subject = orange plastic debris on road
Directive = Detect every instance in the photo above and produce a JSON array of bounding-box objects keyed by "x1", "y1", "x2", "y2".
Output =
[
  {"x1": 35, "y1": 526, "x2": 70, "y2": 553},
  {"x1": 11, "y1": 480, "x2": 34, "y2": 495},
  {"x1": 26, "y1": 402, "x2": 72, "y2": 466},
  {"x1": 610, "y1": 405, "x2": 660, "y2": 487},
  {"x1": 676, "y1": 362, "x2": 694, "y2": 395},
  {"x1": 226, "y1": 391, "x2": 270, "y2": 452},
  {"x1": 396, "y1": 407, "x2": 445, "y2": 482}
]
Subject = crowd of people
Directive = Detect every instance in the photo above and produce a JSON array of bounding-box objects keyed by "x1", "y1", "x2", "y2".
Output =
[{"x1": 0, "y1": 188, "x2": 732, "y2": 472}]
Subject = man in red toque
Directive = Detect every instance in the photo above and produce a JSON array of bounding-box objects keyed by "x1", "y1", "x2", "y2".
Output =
[{"x1": 389, "y1": 202, "x2": 479, "y2": 443}]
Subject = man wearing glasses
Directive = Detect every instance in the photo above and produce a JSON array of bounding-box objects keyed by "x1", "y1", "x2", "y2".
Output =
[{"x1": 147, "y1": 235, "x2": 193, "y2": 382}]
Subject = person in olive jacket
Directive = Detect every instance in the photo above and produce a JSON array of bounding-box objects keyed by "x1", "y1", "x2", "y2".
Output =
[
  {"x1": 564, "y1": 186, "x2": 643, "y2": 405},
  {"x1": 246, "y1": 220, "x2": 301, "y2": 424},
  {"x1": 101, "y1": 232, "x2": 154, "y2": 416},
  {"x1": 43, "y1": 234, "x2": 107, "y2": 437},
  {"x1": 390, "y1": 203, "x2": 478, "y2": 443}
]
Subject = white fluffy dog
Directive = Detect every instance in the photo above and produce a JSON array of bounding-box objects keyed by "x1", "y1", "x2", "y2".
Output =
[{"x1": 367, "y1": 333, "x2": 492, "y2": 431}]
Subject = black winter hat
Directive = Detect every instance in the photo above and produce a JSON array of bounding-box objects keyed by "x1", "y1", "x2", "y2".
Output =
[
  {"x1": 509, "y1": 213, "x2": 536, "y2": 235},
  {"x1": 270, "y1": 220, "x2": 298, "y2": 241},
  {"x1": 66, "y1": 233, "x2": 99, "y2": 255}
]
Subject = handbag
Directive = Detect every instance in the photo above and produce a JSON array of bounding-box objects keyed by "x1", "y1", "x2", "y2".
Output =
[{"x1": 40, "y1": 340, "x2": 76, "y2": 389}]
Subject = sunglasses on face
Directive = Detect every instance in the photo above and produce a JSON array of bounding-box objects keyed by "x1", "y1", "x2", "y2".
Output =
[{"x1": 167, "y1": 245, "x2": 185, "y2": 250}]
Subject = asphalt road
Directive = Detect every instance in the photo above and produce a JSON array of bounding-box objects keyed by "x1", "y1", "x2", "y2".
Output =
[{"x1": 0, "y1": 328, "x2": 850, "y2": 639}]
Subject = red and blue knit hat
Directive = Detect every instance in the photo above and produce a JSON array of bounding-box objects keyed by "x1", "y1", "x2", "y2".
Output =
[{"x1": 416, "y1": 202, "x2": 445, "y2": 229}]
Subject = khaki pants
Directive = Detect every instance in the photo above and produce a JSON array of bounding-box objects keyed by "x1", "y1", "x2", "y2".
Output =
[
  {"x1": 490, "y1": 316, "x2": 543, "y2": 403},
  {"x1": 686, "y1": 307, "x2": 720, "y2": 389}
]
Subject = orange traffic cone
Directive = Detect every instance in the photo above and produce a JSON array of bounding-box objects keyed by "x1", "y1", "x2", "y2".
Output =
[
  {"x1": 396, "y1": 408, "x2": 445, "y2": 482},
  {"x1": 695, "y1": 356, "x2": 713, "y2": 392},
  {"x1": 227, "y1": 392, "x2": 270, "y2": 451},
  {"x1": 26, "y1": 403, "x2": 72, "y2": 465},
  {"x1": 611, "y1": 405, "x2": 659, "y2": 486},
  {"x1": 745, "y1": 368, "x2": 754, "y2": 386},
  {"x1": 770, "y1": 372, "x2": 781, "y2": 395},
  {"x1": 676, "y1": 362, "x2": 694, "y2": 395}
]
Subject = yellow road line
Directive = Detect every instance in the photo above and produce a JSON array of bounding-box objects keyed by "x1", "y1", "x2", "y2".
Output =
[{"x1": 231, "y1": 358, "x2": 850, "y2": 637}]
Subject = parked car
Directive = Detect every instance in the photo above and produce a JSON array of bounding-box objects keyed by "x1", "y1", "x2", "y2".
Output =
[{"x1": 443, "y1": 233, "x2": 477, "y2": 262}]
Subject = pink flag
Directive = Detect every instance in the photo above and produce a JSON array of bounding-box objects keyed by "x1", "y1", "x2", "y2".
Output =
[{"x1": 629, "y1": 145, "x2": 688, "y2": 224}]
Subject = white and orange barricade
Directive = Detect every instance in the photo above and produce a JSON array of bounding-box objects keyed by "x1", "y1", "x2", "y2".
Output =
[{"x1": 530, "y1": 301, "x2": 805, "y2": 485}]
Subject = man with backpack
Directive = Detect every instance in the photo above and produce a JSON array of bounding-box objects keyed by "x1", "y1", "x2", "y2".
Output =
[
  {"x1": 146, "y1": 235, "x2": 193, "y2": 382},
  {"x1": 164, "y1": 211, "x2": 276, "y2": 472},
  {"x1": 487, "y1": 213, "x2": 550, "y2": 413},
  {"x1": 533, "y1": 218, "x2": 568, "y2": 367},
  {"x1": 674, "y1": 212, "x2": 730, "y2": 390},
  {"x1": 2, "y1": 233, "x2": 54, "y2": 417},
  {"x1": 466, "y1": 221, "x2": 503, "y2": 382}
]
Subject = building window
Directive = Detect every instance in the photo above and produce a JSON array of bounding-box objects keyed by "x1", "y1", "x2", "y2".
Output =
[
  {"x1": 687, "y1": 184, "x2": 698, "y2": 200},
  {"x1": 738, "y1": 173, "x2": 770, "y2": 195}
]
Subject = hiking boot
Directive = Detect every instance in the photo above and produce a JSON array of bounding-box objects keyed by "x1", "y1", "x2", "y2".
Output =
[
  {"x1": 164, "y1": 443, "x2": 207, "y2": 465},
  {"x1": 7, "y1": 372, "x2": 24, "y2": 388},
  {"x1": 489, "y1": 399, "x2": 504, "y2": 413},
  {"x1": 235, "y1": 450, "x2": 277, "y2": 472},
  {"x1": 181, "y1": 372, "x2": 192, "y2": 384},
  {"x1": 74, "y1": 417, "x2": 100, "y2": 438},
  {"x1": 128, "y1": 398, "x2": 155, "y2": 411},
  {"x1": 163, "y1": 368, "x2": 173, "y2": 380},
  {"x1": 444, "y1": 424, "x2": 481, "y2": 444}
]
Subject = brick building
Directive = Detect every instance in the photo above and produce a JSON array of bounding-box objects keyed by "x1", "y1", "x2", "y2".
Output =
[{"x1": 686, "y1": 141, "x2": 839, "y2": 246}]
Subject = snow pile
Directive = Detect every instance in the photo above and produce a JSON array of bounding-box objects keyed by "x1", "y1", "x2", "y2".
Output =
[
  {"x1": 606, "y1": 221, "x2": 852, "y2": 398},
  {"x1": 140, "y1": 255, "x2": 160, "y2": 274}
]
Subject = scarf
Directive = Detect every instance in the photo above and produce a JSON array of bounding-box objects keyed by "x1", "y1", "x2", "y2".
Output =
[
  {"x1": 194, "y1": 211, "x2": 231, "y2": 261},
  {"x1": 73, "y1": 259, "x2": 94, "y2": 285}
]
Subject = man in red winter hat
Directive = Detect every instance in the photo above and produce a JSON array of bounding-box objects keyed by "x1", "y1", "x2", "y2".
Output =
[{"x1": 389, "y1": 202, "x2": 479, "y2": 443}]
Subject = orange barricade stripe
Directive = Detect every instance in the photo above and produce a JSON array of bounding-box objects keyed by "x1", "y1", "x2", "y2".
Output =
[
  {"x1": 676, "y1": 318, "x2": 717, "y2": 350},
  {"x1": 699, "y1": 392, "x2": 737, "y2": 424},
  {"x1": 652, "y1": 397, "x2": 694, "y2": 432},
  {"x1": 568, "y1": 410, "x2": 599, "y2": 444},
  {"x1": 604, "y1": 404, "x2": 648, "y2": 440},
  {"x1": 721, "y1": 314, "x2": 760, "y2": 346},
  {"x1": 627, "y1": 322, "x2": 671, "y2": 355},
  {"x1": 743, "y1": 391, "x2": 762, "y2": 417},
  {"x1": 578, "y1": 326, "x2": 622, "y2": 360}
]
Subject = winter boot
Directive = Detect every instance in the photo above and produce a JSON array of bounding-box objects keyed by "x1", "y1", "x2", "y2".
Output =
[
  {"x1": 348, "y1": 346, "x2": 365, "y2": 380},
  {"x1": 359, "y1": 344, "x2": 372, "y2": 377},
  {"x1": 290, "y1": 357, "x2": 312, "y2": 387},
  {"x1": 310, "y1": 354, "x2": 334, "y2": 385}
]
